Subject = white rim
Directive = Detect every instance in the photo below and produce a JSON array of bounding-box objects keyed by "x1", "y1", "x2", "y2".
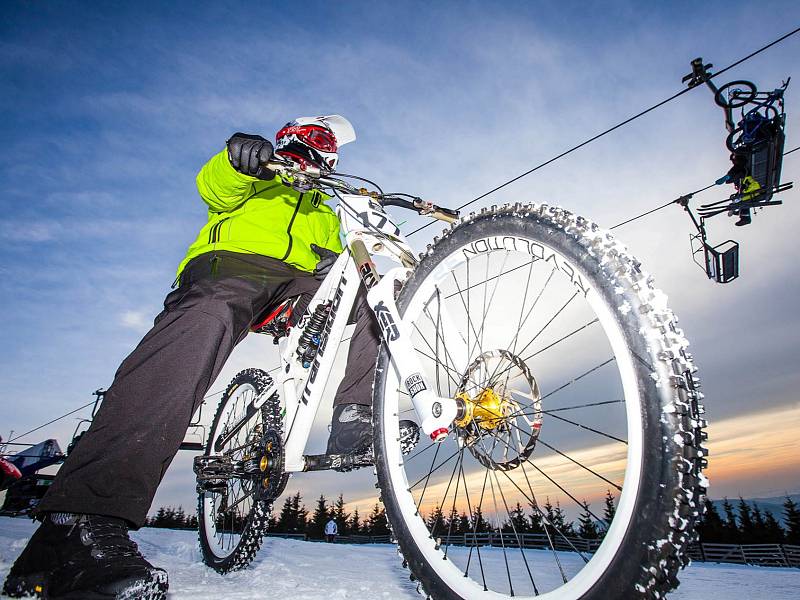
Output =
[
  {"x1": 202, "y1": 382, "x2": 259, "y2": 560},
  {"x1": 381, "y1": 236, "x2": 644, "y2": 599}
]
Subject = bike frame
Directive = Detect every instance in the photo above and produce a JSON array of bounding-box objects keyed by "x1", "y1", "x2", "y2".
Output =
[{"x1": 238, "y1": 193, "x2": 462, "y2": 472}]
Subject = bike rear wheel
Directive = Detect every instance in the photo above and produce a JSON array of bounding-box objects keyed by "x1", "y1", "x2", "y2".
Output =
[
  {"x1": 373, "y1": 204, "x2": 707, "y2": 599},
  {"x1": 197, "y1": 368, "x2": 278, "y2": 573}
]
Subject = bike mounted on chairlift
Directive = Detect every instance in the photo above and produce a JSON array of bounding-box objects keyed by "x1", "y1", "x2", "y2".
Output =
[{"x1": 678, "y1": 57, "x2": 792, "y2": 283}]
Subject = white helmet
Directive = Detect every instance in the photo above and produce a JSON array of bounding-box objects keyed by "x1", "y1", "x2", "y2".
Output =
[{"x1": 275, "y1": 114, "x2": 355, "y2": 172}]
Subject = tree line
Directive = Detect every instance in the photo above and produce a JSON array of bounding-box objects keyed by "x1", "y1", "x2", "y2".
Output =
[
  {"x1": 145, "y1": 505, "x2": 198, "y2": 530},
  {"x1": 696, "y1": 496, "x2": 800, "y2": 545},
  {"x1": 145, "y1": 491, "x2": 616, "y2": 539},
  {"x1": 420, "y1": 490, "x2": 617, "y2": 540},
  {"x1": 269, "y1": 492, "x2": 390, "y2": 539},
  {"x1": 145, "y1": 492, "x2": 800, "y2": 546}
]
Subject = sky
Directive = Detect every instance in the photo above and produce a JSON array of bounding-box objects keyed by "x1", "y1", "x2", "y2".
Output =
[{"x1": 1, "y1": 1, "x2": 799, "y2": 520}]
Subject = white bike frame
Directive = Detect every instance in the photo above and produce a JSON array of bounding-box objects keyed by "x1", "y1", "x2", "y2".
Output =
[{"x1": 246, "y1": 193, "x2": 463, "y2": 472}]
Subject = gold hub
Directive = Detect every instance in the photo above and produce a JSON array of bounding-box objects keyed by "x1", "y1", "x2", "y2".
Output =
[{"x1": 455, "y1": 388, "x2": 514, "y2": 431}]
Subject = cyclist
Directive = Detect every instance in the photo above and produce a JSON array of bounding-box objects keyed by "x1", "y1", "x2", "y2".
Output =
[{"x1": 3, "y1": 115, "x2": 394, "y2": 599}]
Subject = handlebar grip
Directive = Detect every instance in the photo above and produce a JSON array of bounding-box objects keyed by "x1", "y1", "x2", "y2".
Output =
[
  {"x1": 381, "y1": 197, "x2": 417, "y2": 210},
  {"x1": 431, "y1": 207, "x2": 459, "y2": 223}
]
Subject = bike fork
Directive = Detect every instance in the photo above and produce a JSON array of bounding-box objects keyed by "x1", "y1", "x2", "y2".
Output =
[{"x1": 366, "y1": 266, "x2": 462, "y2": 441}]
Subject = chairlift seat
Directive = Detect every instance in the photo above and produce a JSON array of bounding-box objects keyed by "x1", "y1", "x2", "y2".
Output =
[
  {"x1": 690, "y1": 233, "x2": 739, "y2": 283},
  {"x1": 748, "y1": 124, "x2": 785, "y2": 201},
  {"x1": 705, "y1": 239, "x2": 739, "y2": 283}
]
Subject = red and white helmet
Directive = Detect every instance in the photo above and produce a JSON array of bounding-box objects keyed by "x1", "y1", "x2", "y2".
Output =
[{"x1": 275, "y1": 115, "x2": 356, "y2": 172}]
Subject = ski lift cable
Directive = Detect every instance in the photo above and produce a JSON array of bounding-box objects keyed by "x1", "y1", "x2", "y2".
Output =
[
  {"x1": 610, "y1": 183, "x2": 719, "y2": 230},
  {"x1": 406, "y1": 26, "x2": 800, "y2": 237},
  {"x1": 610, "y1": 143, "x2": 800, "y2": 230},
  {"x1": 8, "y1": 400, "x2": 97, "y2": 443}
]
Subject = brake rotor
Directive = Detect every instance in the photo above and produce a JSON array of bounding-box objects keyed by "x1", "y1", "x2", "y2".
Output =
[{"x1": 455, "y1": 349, "x2": 542, "y2": 471}]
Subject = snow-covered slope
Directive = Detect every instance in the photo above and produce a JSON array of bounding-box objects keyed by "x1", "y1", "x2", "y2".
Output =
[{"x1": 1, "y1": 517, "x2": 799, "y2": 599}]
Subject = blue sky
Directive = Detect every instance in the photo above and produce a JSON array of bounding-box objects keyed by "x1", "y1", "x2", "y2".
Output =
[{"x1": 1, "y1": 1, "x2": 799, "y2": 515}]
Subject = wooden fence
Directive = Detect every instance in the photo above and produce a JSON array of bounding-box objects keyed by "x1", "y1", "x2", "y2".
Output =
[
  {"x1": 453, "y1": 532, "x2": 602, "y2": 553},
  {"x1": 686, "y1": 542, "x2": 800, "y2": 568},
  {"x1": 263, "y1": 531, "x2": 800, "y2": 569}
]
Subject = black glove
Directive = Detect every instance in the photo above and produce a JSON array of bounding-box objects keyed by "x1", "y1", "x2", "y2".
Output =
[
  {"x1": 227, "y1": 132, "x2": 274, "y2": 179},
  {"x1": 311, "y1": 244, "x2": 339, "y2": 280}
]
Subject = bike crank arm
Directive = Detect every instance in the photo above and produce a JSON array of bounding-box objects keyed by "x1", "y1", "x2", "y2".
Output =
[{"x1": 367, "y1": 267, "x2": 460, "y2": 441}]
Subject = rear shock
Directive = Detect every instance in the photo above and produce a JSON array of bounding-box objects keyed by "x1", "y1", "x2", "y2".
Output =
[{"x1": 295, "y1": 302, "x2": 331, "y2": 368}]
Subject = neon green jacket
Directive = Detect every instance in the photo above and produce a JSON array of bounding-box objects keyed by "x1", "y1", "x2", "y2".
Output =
[{"x1": 176, "y1": 150, "x2": 343, "y2": 277}]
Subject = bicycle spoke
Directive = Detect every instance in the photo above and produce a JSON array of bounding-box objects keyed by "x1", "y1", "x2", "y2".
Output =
[
  {"x1": 546, "y1": 399, "x2": 624, "y2": 412},
  {"x1": 490, "y1": 467, "x2": 539, "y2": 595},
  {"x1": 430, "y1": 445, "x2": 466, "y2": 540},
  {"x1": 540, "y1": 357, "x2": 617, "y2": 401},
  {"x1": 444, "y1": 259, "x2": 535, "y2": 300},
  {"x1": 409, "y1": 443, "x2": 462, "y2": 494},
  {"x1": 537, "y1": 438, "x2": 623, "y2": 492}
]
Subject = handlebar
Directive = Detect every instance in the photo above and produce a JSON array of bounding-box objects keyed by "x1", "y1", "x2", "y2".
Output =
[
  {"x1": 264, "y1": 159, "x2": 460, "y2": 223},
  {"x1": 382, "y1": 196, "x2": 460, "y2": 223}
]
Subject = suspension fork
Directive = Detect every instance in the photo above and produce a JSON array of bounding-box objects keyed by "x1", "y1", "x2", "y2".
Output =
[{"x1": 364, "y1": 261, "x2": 464, "y2": 441}]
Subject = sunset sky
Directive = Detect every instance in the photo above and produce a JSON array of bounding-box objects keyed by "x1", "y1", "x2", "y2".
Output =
[{"x1": 1, "y1": 1, "x2": 799, "y2": 520}]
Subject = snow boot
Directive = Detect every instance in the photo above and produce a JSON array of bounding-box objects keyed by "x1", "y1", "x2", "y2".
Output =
[
  {"x1": 3, "y1": 513, "x2": 168, "y2": 599},
  {"x1": 325, "y1": 403, "x2": 420, "y2": 457}
]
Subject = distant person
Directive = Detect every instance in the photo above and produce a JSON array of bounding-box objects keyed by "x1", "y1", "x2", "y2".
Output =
[
  {"x1": 2, "y1": 116, "x2": 400, "y2": 599},
  {"x1": 325, "y1": 518, "x2": 338, "y2": 543},
  {"x1": 718, "y1": 152, "x2": 761, "y2": 226}
]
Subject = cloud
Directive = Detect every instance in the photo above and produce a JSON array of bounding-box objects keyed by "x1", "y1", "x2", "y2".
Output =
[{"x1": 120, "y1": 309, "x2": 152, "y2": 333}]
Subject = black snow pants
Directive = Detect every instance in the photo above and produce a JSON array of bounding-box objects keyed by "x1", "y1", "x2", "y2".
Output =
[{"x1": 37, "y1": 251, "x2": 380, "y2": 527}]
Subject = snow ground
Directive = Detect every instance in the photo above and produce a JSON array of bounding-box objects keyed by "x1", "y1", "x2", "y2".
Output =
[{"x1": 1, "y1": 517, "x2": 799, "y2": 599}]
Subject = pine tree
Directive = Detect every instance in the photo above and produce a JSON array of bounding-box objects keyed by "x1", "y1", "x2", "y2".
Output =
[
  {"x1": 333, "y1": 494, "x2": 349, "y2": 536},
  {"x1": 751, "y1": 503, "x2": 767, "y2": 543},
  {"x1": 367, "y1": 503, "x2": 390, "y2": 537},
  {"x1": 471, "y1": 506, "x2": 491, "y2": 534},
  {"x1": 426, "y1": 505, "x2": 446, "y2": 536},
  {"x1": 276, "y1": 496, "x2": 294, "y2": 533},
  {"x1": 152, "y1": 507, "x2": 167, "y2": 528},
  {"x1": 544, "y1": 499, "x2": 574, "y2": 537},
  {"x1": 444, "y1": 507, "x2": 460, "y2": 537},
  {"x1": 577, "y1": 502, "x2": 599, "y2": 540},
  {"x1": 308, "y1": 494, "x2": 330, "y2": 539},
  {"x1": 502, "y1": 502, "x2": 530, "y2": 536},
  {"x1": 349, "y1": 508, "x2": 361, "y2": 535},
  {"x1": 602, "y1": 491, "x2": 616, "y2": 536},
  {"x1": 721, "y1": 498, "x2": 740, "y2": 543},
  {"x1": 293, "y1": 492, "x2": 308, "y2": 533},
  {"x1": 737, "y1": 497, "x2": 755, "y2": 541},
  {"x1": 783, "y1": 496, "x2": 800, "y2": 544},
  {"x1": 696, "y1": 498, "x2": 727, "y2": 543},
  {"x1": 527, "y1": 504, "x2": 544, "y2": 534},
  {"x1": 175, "y1": 506, "x2": 186, "y2": 529},
  {"x1": 763, "y1": 509, "x2": 785, "y2": 543}
]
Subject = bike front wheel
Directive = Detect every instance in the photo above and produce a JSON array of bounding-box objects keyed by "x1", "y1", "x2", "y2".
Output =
[{"x1": 373, "y1": 204, "x2": 707, "y2": 599}]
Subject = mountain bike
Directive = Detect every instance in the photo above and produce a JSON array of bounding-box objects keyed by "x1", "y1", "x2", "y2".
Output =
[
  {"x1": 715, "y1": 78, "x2": 789, "y2": 153},
  {"x1": 192, "y1": 159, "x2": 707, "y2": 599}
]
